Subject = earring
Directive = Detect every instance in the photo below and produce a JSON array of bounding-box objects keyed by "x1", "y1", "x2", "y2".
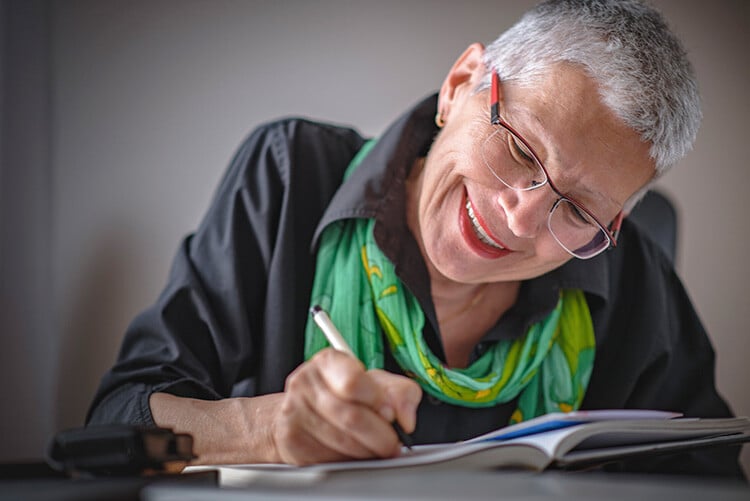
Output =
[{"x1": 435, "y1": 111, "x2": 445, "y2": 128}]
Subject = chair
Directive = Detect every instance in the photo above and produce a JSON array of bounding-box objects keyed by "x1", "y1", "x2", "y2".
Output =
[{"x1": 627, "y1": 190, "x2": 678, "y2": 263}]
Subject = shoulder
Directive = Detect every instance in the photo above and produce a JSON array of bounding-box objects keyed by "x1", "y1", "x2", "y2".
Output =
[
  {"x1": 235, "y1": 117, "x2": 365, "y2": 169},
  {"x1": 559, "y1": 218, "x2": 677, "y2": 309},
  {"x1": 596, "y1": 218, "x2": 701, "y2": 346},
  {"x1": 216, "y1": 117, "x2": 367, "y2": 200},
  {"x1": 604, "y1": 218, "x2": 676, "y2": 289},
  {"x1": 599, "y1": 218, "x2": 682, "y2": 309}
]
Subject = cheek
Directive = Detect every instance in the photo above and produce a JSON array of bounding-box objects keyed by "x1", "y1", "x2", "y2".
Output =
[
  {"x1": 510, "y1": 233, "x2": 573, "y2": 279},
  {"x1": 534, "y1": 231, "x2": 572, "y2": 261},
  {"x1": 429, "y1": 116, "x2": 489, "y2": 166}
]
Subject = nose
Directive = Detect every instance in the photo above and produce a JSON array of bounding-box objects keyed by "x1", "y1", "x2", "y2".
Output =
[{"x1": 495, "y1": 187, "x2": 551, "y2": 240}]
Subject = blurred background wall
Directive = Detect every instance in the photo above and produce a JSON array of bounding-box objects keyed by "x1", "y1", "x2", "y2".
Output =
[{"x1": 1, "y1": 0, "x2": 748, "y2": 473}]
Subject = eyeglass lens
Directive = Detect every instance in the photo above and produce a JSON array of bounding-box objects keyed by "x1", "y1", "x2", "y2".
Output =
[{"x1": 480, "y1": 125, "x2": 609, "y2": 258}]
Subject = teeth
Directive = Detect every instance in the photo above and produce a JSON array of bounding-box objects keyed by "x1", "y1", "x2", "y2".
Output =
[{"x1": 465, "y1": 199, "x2": 504, "y2": 249}]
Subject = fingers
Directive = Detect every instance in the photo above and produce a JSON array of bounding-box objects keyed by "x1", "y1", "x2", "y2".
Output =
[
  {"x1": 368, "y1": 369, "x2": 423, "y2": 433},
  {"x1": 274, "y1": 385, "x2": 375, "y2": 464},
  {"x1": 274, "y1": 349, "x2": 407, "y2": 464},
  {"x1": 293, "y1": 353, "x2": 398, "y2": 455},
  {"x1": 313, "y1": 350, "x2": 393, "y2": 420}
]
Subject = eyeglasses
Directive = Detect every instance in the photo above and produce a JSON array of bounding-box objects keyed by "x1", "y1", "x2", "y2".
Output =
[{"x1": 483, "y1": 71, "x2": 623, "y2": 259}]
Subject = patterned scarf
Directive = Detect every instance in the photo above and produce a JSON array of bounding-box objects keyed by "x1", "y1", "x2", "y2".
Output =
[{"x1": 305, "y1": 142, "x2": 595, "y2": 422}]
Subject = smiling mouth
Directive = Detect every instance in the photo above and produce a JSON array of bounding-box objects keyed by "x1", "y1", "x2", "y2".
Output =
[{"x1": 465, "y1": 198, "x2": 505, "y2": 250}]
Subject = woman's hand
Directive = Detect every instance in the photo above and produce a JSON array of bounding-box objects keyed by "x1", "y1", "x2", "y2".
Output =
[
  {"x1": 272, "y1": 348, "x2": 422, "y2": 465},
  {"x1": 149, "y1": 349, "x2": 422, "y2": 466}
]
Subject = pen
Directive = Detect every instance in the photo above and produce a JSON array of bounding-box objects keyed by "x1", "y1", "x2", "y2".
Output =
[{"x1": 309, "y1": 304, "x2": 414, "y2": 450}]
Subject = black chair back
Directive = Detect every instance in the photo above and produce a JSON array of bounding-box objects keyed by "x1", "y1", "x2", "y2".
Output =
[{"x1": 628, "y1": 190, "x2": 678, "y2": 263}]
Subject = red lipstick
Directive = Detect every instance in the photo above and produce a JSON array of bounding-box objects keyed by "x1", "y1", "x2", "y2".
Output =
[{"x1": 459, "y1": 190, "x2": 511, "y2": 259}]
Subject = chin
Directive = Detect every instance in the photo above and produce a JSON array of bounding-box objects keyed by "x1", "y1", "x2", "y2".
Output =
[{"x1": 435, "y1": 251, "x2": 572, "y2": 284}]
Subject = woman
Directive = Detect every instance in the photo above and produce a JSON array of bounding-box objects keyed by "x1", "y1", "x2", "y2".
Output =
[{"x1": 88, "y1": 0, "x2": 742, "y2": 476}]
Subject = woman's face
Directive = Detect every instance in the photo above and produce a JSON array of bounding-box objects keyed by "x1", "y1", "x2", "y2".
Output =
[{"x1": 408, "y1": 45, "x2": 654, "y2": 286}]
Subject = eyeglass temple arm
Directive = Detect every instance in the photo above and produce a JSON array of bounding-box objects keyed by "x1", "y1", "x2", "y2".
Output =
[
  {"x1": 491, "y1": 72, "x2": 501, "y2": 124},
  {"x1": 609, "y1": 211, "x2": 624, "y2": 247}
]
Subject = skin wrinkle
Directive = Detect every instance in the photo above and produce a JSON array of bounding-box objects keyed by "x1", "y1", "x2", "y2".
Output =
[
  {"x1": 412, "y1": 45, "x2": 654, "y2": 288},
  {"x1": 501, "y1": 72, "x2": 631, "y2": 214}
]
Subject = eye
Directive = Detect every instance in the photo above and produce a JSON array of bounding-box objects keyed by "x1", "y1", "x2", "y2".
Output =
[
  {"x1": 570, "y1": 204, "x2": 591, "y2": 225},
  {"x1": 566, "y1": 201, "x2": 600, "y2": 230},
  {"x1": 509, "y1": 136, "x2": 535, "y2": 166},
  {"x1": 555, "y1": 198, "x2": 597, "y2": 228}
]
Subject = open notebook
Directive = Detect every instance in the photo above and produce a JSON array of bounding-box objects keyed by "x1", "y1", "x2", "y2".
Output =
[{"x1": 184, "y1": 410, "x2": 750, "y2": 486}]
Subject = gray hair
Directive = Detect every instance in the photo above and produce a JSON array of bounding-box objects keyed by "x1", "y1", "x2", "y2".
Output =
[{"x1": 480, "y1": 0, "x2": 701, "y2": 211}]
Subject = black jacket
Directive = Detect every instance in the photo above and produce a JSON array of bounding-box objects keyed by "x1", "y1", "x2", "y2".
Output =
[{"x1": 88, "y1": 96, "x2": 743, "y2": 477}]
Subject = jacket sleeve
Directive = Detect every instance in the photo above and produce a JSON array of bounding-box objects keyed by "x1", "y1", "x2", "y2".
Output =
[
  {"x1": 591, "y1": 223, "x2": 745, "y2": 478},
  {"x1": 86, "y1": 119, "x2": 362, "y2": 426}
]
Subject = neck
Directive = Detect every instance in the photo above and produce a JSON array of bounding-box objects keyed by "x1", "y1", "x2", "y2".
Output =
[
  {"x1": 434, "y1": 282, "x2": 487, "y2": 325},
  {"x1": 435, "y1": 279, "x2": 520, "y2": 368},
  {"x1": 432, "y1": 279, "x2": 519, "y2": 320}
]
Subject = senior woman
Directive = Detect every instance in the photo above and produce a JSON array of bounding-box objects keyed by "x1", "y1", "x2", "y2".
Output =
[{"x1": 87, "y1": 0, "x2": 743, "y2": 476}]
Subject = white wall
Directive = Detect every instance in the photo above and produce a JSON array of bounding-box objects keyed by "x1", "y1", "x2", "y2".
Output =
[{"x1": 1, "y1": 0, "x2": 748, "y2": 474}]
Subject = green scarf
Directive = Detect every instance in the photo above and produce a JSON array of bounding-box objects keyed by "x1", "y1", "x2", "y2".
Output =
[{"x1": 305, "y1": 142, "x2": 595, "y2": 423}]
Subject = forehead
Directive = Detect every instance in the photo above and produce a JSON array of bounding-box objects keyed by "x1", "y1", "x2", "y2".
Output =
[{"x1": 499, "y1": 63, "x2": 655, "y2": 208}]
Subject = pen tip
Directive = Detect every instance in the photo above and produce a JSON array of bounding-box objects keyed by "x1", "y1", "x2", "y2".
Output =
[{"x1": 310, "y1": 305, "x2": 322, "y2": 316}]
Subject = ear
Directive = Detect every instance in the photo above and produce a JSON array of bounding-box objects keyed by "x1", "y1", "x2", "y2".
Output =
[{"x1": 438, "y1": 43, "x2": 486, "y2": 122}]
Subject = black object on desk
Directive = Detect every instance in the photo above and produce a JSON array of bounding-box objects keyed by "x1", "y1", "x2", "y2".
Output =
[
  {"x1": 0, "y1": 426, "x2": 214, "y2": 501},
  {"x1": 47, "y1": 425, "x2": 195, "y2": 476}
]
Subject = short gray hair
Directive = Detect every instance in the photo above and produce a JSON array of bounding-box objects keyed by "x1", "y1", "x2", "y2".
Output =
[{"x1": 480, "y1": 0, "x2": 701, "y2": 210}]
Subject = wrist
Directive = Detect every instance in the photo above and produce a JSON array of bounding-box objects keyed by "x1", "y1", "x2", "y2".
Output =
[
  {"x1": 149, "y1": 392, "x2": 284, "y2": 465},
  {"x1": 230, "y1": 394, "x2": 285, "y2": 464}
]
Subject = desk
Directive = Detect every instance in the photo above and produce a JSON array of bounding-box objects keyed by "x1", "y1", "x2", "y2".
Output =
[
  {"x1": 0, "y1": 467, "x2": 216, "y2": 501},
  {"x1": 142, "y1": 469, "x2": 750, "y2": 501},
  {"x1": 1, "y1": 465, "x2": 747, "y2": 500}
]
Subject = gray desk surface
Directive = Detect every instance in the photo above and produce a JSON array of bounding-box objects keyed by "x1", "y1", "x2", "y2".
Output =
[{"x1": 143, "y1": 469, "x2": 749, "y2": 501}]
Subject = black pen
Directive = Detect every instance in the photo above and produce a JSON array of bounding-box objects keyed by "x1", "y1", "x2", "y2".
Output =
[{"x1": 310, "y1": 305, "x2": 414, "y2": 450}]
